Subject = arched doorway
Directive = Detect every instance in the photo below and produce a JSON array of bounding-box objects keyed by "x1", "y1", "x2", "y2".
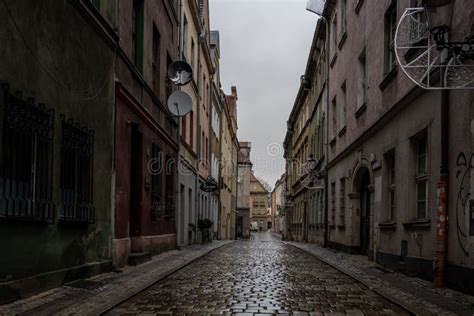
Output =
[{"x1": 352, "y1": 165, "x2": 371, "y2": 256}]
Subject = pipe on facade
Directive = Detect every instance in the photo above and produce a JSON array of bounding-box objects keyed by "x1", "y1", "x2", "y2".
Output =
[
  {"x1": 434, "y1": 89, "x2": 449, "y2": 287},
  {"x1": 323, "y1": 17, "x2": 330, "y2": 249}
]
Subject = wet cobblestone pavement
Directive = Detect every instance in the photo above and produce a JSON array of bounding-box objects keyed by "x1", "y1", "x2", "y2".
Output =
[{"x1": 108, "y1": 233, "x2": 408, "y2": 315}]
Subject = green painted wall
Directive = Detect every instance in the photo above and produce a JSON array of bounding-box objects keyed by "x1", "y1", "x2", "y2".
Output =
[{"x1": 0, "y1": 0, "x2": 115, "y2": 292}]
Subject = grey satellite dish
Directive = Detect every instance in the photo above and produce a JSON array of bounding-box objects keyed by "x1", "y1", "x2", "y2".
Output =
[
  {"x1": 168, "y1": 60, "x2": 193, "y2": 86},
  {"x1": 167, "y1": 91, "x2": 192, "y2": 117},
  {"x1": 306, "y1": 0, "x2": 325, "y2": 16}
]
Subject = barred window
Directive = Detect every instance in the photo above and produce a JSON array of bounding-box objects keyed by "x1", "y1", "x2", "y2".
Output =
[
  {"x1": 339, "y1": 178, "x2": 346, "y2": 225},
  {"x1": 385, "y1": 149, "x2": 396, "y2": 221},
  {"x1": 0, "y1": 87, "x2": 54, "y2": 222},
  {"x1": 331, "y1": 182, "x2": 336, "y2": 226},
  {"x1": 59, "y1": 117, "x2": 94, "y2": 223}
]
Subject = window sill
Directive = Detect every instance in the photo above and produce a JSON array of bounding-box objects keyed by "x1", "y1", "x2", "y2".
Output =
[
  {"x1": 330, "y1": 53, "x2": 338, "y2": 68},
  {"x1": 403, "y1": 219, "x2": 431, "y2": 229},
  {"x1": 338, "y1": 125, "x2": 347, "y2": 138},
  {"x1": 338, "y1": 32, "x2": 348, "y2": 50},
  {"x1": 355, "y1": 103, "x2": 367, "y2": 119},
  {"x1": 354, "y1": 0, "x2": 364, "y2": 14},
  {"x1": 379, "y1": 221, "x2": 397, "y2": 231},
  {"x1": 329, "y1": 136, "x2": 337, "y2": 146},
  {"x1": 379, "y1": 66, "x2": 398, "y2": 91}
]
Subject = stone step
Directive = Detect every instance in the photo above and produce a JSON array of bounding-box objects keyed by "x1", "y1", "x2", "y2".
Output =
[{"x1": 128, "y1": 252, "x2": 152, "y2": 266}]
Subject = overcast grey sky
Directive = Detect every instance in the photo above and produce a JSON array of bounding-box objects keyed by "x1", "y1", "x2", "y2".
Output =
[{"x1": 210, "y1": 0, "x2": 318, "y2": 188}]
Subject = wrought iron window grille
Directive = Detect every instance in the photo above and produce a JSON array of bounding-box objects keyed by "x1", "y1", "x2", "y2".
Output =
[
  {"x1": 0, "y1": 84, "x2": 55, "y2": 223},
  {"x1": 59, "y1": 115, "x2": 95, "y2": 224}
]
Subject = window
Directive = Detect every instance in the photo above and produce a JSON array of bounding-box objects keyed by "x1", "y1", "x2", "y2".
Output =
[
  {"x1": 415, "y1": 134, "x2": 428, "y2": 219},
  {"x1": 341, "y1": 0, "x2": 347, "y2": 35},
  {"x1": 340, "y1": 82, "x2": 347, "y2": 130},
  {"x1": 331, "y1": 14, "x2": 338, "y2": 55},
  {"x1": 132, "y1": 0, "x2": 144, "y2": 72},
  {"x1": 384, "y1": 1, "x2": 397, "y2": 74},
  {"x1": 357, "y1": 48, "x2": 367, "y2": 109},
  {"x1": 181, "y1": 115, "x2": 187, "y2": 140},
  {"x1": 331, "y1": 182, "x2": 336, "y2": 226},
  {"x1": 166, "y1": 53, "x2": 173, "y2": 99},
  {"x1": 203, "y1": 75, "x2": 207, "y2": 107},
  {"x1": 60, "y1": 118, "x2": 95, "y2": 223},
  {"x1": 206, "y1": 83, "x2": 210, "y2": 110},
  {"x1": 201, "y1": 131, "x2": 205, "y2": 159},
  {"x1": 189, "y1": 110, "x2": 194, "y2": 148},
  {"x1": 165, "y1": 153, "x2": 175, "y2": 218},
  {"x1": 198, "y1": 64, "x2": 203, "y2": 96},
  {"x1": 385, "y1": 150, "x2": 396, "y2": 221},
  {"x1": 183, "y1": 15, "x2": 188, "y2": 60},
  {"x1": 0, "y1": 90, "x2": 54, "y2": 222},
  {"x1": 151, "y1": 143, "x2": 162, "y2": 222},
  {"x1": 339, "y1": 178, "x2": 345, "y2": 225},
  {"x1": 332, "y1": 97, "x2": 337, "y2": 138},
  {"x1": 191, "y1": 39, "x2": 196, "y2": 72},
  {"x1": 152, "y1": 24, "x2": 161, "y2": 94}
]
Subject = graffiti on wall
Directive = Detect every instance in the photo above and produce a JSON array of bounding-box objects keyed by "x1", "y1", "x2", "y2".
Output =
[{"x1": 455, "y1": 152, "x2": 473, "y2": 256}]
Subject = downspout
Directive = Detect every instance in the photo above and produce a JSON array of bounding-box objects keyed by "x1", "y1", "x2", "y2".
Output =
[
  {"x1": 323, "y1": 17, "x2": 330, "y2": 248},
  {"x1": 195, "y1": 11, "x2": 202, "y2": 241},
  {"x1": 175, "y1": 0, "x2": 184, "y2": 247},
  {"x1": 433, "y1": 1, "x2": 453, "y2": 286},
  {"x1": 434, "y1": 89, "x2": 449, "y2": 287}
]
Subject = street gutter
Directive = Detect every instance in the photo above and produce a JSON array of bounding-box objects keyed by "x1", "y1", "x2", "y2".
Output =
[{"x1": 285, "y1": 242, "x2": 419, "y2": 316}]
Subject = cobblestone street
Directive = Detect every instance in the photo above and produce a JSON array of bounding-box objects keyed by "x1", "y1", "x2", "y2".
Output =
[{"x1": 108, "y1": 232, "x2": 407, "y2": 315}]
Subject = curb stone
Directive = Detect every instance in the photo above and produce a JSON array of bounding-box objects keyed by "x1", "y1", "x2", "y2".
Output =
[{"x1": 93, "y1": 241, "x2": 235, "y2": 315}]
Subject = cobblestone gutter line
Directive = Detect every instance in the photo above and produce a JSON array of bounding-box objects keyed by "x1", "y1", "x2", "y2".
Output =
[
  {"x1": 285, "y1": 243, "x2": 417, "y2": 316},
  {"x1": 287, "y1": 242, "x2": 474, "y2": 316},
  {"x1": 0, "y1": 240, "x2": 234, "y2": 316}
]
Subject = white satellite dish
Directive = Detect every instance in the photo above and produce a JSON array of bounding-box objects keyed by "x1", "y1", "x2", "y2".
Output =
[
  {"x1": 167, "y1": 91, "x2": 192, "y2": 117},
  {"x1": 394, "y1": 6, "x2": 474, "y2": 90},
  {"x1": 306, "y1": 0, "x2": 325, "y2": 16}
]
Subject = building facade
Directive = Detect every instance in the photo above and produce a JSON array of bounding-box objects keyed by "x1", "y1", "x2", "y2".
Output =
[
  {"x1": 271, "y1": 174, "x2": 287, "y2": 235},
  {"x1": 196, "y1": 0, "x2": 214, "y2": 238},
  {"x1": 250, "y1": 173, "x2": 269, "y2": 231},
  {"x1": 113, "y1": 0, "x2": 179, "y2": 267},
  {"x1": 284, "y1": 18, "x2": 328, "y2": 242},
  {"x1": 209, "y1": 31, "x2": 222, "y2": 239},
  {"x1": 237, "y1": 142, "x2": 252, "y2": 238},
  {"x1": 220, "y1": 86, "x2": 239, "y2": 240},
  {"x1": 176, "y1": 0, "x2": 202, "y2": 247},
  {"x1": 0, "y1": 0, "x2": 117, "y2": 303},
  {"x1": 284, "y1": 0, "x2": 474, "y2": 294}
]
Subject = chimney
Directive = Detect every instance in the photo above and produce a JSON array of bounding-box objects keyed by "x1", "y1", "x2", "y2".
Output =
[{"x1": 231, "y1": 86, "x2": 238, "y2": 100}]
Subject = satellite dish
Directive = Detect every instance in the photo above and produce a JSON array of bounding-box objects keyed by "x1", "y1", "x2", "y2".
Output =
[
  {"x1": 167, "y1": 61, "x2": 193, "y2": 86},
  {"x1": 167, "y1": 91, "x2": 192, "y2": 117},
  {"x1": 395, "y1": 6, "x2": 474, "y2": 90}
]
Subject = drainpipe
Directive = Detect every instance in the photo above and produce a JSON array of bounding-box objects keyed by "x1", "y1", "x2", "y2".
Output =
[
  {"x1": 432, "y1": 0, "x2": 455, "y2": 288},
  {"x1": 434, "y1": 89, "x2": 449, "y2": 288},
  {"x1": 323, "y1": 18, "x2": 330, "y2": 248}
]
